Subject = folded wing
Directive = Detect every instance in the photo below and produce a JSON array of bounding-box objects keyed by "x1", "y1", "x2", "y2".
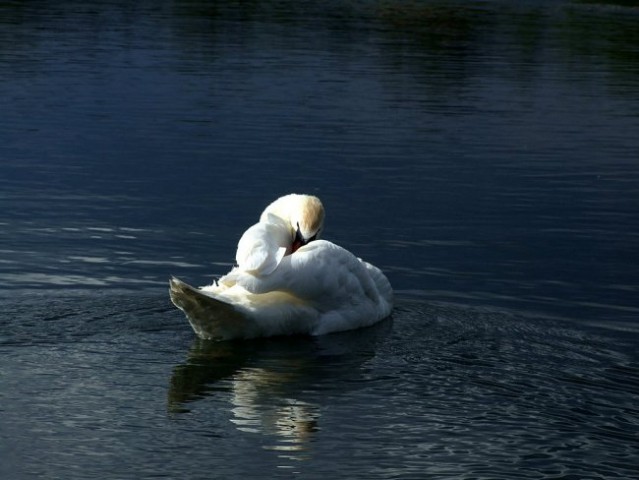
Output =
[
  {"x1": 225, "y1": 240, "x2": 393, "y2": 330},
  {"x1": 235, "y1": 215, "x2": 290, "y2": 276}
]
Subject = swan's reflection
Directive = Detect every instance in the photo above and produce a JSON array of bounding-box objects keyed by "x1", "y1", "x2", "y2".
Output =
[
  {"x1": 168, "y1": 319, "x2": 392, "y2": 455},
  {"x1": 230, "y1": 367, "x2": 319, "y2": 453}
]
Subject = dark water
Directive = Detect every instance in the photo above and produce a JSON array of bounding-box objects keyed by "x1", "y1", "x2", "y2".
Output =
[{"x1": 2, "y1": 1, "x2": 639, "y2": 478}]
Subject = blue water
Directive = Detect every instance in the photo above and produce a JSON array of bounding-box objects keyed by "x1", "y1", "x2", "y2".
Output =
[{"x1": 1, "y1": 1, "x2": 639, "y2": 478}]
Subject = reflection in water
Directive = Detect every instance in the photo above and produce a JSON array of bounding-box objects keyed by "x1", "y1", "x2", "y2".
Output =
[
  {"x1": 168, "y1": 319, "x2": 392, "y2": 456},
  {"x1": 230, "y1": 368, "x2": 319, "y2": 456}
]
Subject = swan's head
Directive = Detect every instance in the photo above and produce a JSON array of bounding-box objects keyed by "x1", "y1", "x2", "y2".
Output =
[
  {"x1": 261, "y1": 194, "x2": 325, "y2": 253},
  {"x1": 289, "y1": 195, "x2": 325, "y2": 253}
]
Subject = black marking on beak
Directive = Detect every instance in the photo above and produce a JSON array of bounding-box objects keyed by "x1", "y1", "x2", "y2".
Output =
[
  {"x1": 292, "y1": 224, "x2": 305, "y2": 253},
  {"x1": 292, "y1": 223, "x2": 319, "y2": 253}
]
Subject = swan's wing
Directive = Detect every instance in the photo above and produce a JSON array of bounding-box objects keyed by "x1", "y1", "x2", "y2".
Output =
[
  {"x1": 234, "y1": 240, "x2": 393, "y2": 313},
  {"x1": 235, "y1": 220, "x2": 289, "y2": 276},
  {"x1": 169, "y1": 277, "x2": 252, "y2": 340},
  {"x1": 362, "y1": 260, "x2": 394, "y2": 308},
  {"x1": 173, "y1": 277, "x2": 321, "y2": 339},
  {"x1": 171, "y1": 241, "x2": 393, "y2": 339}
]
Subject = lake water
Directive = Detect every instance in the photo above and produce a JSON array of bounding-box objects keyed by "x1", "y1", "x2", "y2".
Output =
[{"x1": 2, "y1": 1, "x2": 639, "y2": 478}]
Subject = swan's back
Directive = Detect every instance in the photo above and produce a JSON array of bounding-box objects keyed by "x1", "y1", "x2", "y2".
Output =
[{"x1": 214, "y1": 240, "x2": 393, "y2": 336}]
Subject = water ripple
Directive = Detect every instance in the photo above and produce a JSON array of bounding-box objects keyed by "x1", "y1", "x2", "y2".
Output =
[
  {"x1": 1, "y1": 291, "x2": 637, "y2": 478},
  {"x1": 359, "y1": 299, "x2": 639, "y2": 479}
]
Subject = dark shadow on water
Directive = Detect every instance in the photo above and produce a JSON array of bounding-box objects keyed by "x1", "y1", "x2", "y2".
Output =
[
  {"x1": 167, "y1": 318, "x2": 393, "y2": 452},
  {"x1": 168, "y1": 316, "x2": 393, "y2": 408}
]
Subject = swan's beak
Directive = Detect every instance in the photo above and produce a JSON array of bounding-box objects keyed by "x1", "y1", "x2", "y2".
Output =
[
  {"x1": 292, "y1": 226, "x2": 305, "y2": 253},
  {"x1": 292, "y1": 227, "x2": 320, "y2": 253}
]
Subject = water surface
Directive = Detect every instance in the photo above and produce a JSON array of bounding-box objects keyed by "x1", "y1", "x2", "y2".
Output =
[{"x1": 1, "y1": 1, "x2": 639, "y2": 478}]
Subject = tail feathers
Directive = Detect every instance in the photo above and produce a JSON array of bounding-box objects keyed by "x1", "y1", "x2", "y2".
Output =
[{"x1": 169, "y1": 277, "x2": 251, "y2": 340}]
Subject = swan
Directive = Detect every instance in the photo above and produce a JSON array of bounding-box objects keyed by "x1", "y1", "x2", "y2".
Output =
[{"x1": 169, "y1": 194, "x2": 393, "y2": 340}]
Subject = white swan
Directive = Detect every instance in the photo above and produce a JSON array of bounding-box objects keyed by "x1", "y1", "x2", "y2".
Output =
[{"x1": 169, "y1": 194, "x2": 393, "y2": 340}]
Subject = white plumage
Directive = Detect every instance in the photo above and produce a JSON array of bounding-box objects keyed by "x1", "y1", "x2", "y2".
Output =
[{"x1": 170, "y1": 194, "x2": 393, "y2": 340}]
